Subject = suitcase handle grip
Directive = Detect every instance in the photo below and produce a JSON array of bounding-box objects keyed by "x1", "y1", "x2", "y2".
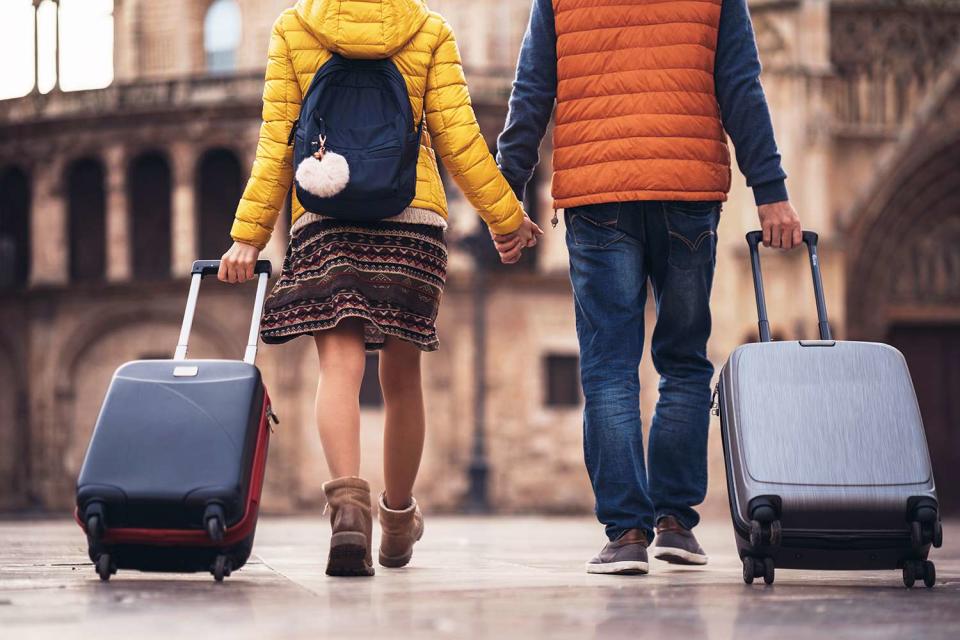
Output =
[
  {"x1": 191, "y1": 260, "x2": 273, "y2": 279},
  {"x1": 175, "y1": 260, "x2": 273, "y2": 364},
  {"x1": 746, "y1": 230, "x2": 832, "y2": 343}
]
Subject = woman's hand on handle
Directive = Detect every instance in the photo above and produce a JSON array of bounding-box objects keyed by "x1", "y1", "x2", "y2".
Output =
[{"x1": 218, "y1": 242, "x2": 261, "y2": 283}]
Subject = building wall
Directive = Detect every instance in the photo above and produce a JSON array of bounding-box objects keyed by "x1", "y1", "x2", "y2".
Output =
[{"x1": 1, "y1": 0, "x2": 958, "y2": 516}]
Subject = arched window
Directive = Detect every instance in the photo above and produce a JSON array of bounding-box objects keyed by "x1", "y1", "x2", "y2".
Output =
[
  {"x1": 59, "y1": 0, "x2": 114, "y2": 92},
  {"x1": 128, "y1": 152, "x2": 172, "y2": 280},
  {"x1": 0, "y1": 167, "x2": 31, "y2": 288},
  {"x1": 196, "y1": 148, "x2": 243, "y2": 259},
  {"x1": 0, "y1": 0, "x2": 36, "y2": 100},
  {"x1": 204, "y1": 0, "x2": 242, "y2": 74},
  {"x1": 35, "y1": 0, "x2": 58, "y2": 93},
  {"x1": 66, "y1": 158, "x2": 107, "y2": 282},
  {"x1": 0, "y1": 0, "x2": 113, "y2": 100}
]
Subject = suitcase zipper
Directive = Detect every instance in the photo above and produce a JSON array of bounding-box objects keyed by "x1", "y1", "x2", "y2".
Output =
[
  {"x1": 266, "y1": 405, "x2": 280, "y2": 432},
  {"x1": 710, "y1": 383, "x2": 720, "y2": 417}
]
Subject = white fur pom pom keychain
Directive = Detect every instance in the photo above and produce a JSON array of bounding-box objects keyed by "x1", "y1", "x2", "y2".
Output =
[{"x1": 295, "y1": 134, "x2": 350, "y2": 198}]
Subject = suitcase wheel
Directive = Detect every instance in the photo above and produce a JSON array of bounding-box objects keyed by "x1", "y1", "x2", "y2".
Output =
[
  {"x1": 762, "y1": 557, "x2": 775, "y2": 585},
  {"x1": 903, "y1": 561, "x2": 917, "y2": 588},
  {"x1": 910, "y1": 521, "x2": 923, "y2": 548},
  {"x1": 212, "y1": 555, "x2": 232, "y2": 582},
  {"x1": 910, "y1": 519, "x2": 943, "y2": 550},
  {"x1": 769, "y1": 520, "x2": 782, "y2": 547},
  {"x1": 748, "y1": 519, "x2": 782, "y2": 549},
  {"x1": 95, "y1": 554, "x2": 116, "y2": 582},
  {"x1": 902, "y1": 560, "x2": 936, "y2": 589},
  {"x1": 204, "y1": 504, "x2": 226, "y2": 544},
  {"x1": 86, "y1": 514, "x2": 104, "y2": 541},
  {"x1": 932, "y1": 521, "x2": 943, "y2": 549},
  {"x1": 743, "y1": 557, "x2": 774, "y2": 586}
]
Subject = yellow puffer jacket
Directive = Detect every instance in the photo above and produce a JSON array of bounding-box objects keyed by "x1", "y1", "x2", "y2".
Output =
[{"x1": 231, "y1": 0, "x2": 524, "y2": 249}]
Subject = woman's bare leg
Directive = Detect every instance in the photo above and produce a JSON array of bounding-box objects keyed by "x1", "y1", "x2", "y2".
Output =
[
  {"x1": 314, "y1": 319, "x2": 367, "y2": 479},
  {"x1": 379, "y1": 337, "x2": 426, "y2": 509}
]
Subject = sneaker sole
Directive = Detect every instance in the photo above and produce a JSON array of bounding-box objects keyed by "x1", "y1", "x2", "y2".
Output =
[
  {"x1": 585, "y1": 560, "x2": 649, "y2": 575},
  {"x1": 653, "y1": 546, "x2": 708, "y2": 566}
]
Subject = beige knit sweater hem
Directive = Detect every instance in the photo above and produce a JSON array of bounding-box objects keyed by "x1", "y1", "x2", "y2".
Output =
[{"x1": 291, "y1": 207, "x2": 447, "y2": 234}]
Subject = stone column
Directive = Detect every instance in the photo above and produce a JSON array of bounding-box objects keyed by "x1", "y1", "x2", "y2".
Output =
[
  {"x1": 798, "y1": 0, "x2": 832, "y2": 235},
  {"x1": 29, "y1": 156, "x2": 68, "y2": 285},
  {"x1": 103, "y1": 145, "x2": 131, "y2": 282},
  {"x1": 169, "y1": 142, "x2": 197, "y2": 277}
]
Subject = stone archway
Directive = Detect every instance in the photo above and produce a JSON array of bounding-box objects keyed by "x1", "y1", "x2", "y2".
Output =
[
  {"x1": 196, "y1": 147, "x2": 244, "y2": 260},
  {"x1": 0, "y1": 165, "x2": 31, "y2": 288},
  {"x1": 66, "y1": 157, "x2": 107, "y2": 283},
  {"x1": 0, "y1": 330, "x2": 28, "y2": 510},
  {"x1": 128, "y1": 151, "x2": 173, "y2": 280},
  {"x1": 847, "y1": 136, "x2": 960, "y2": 339},
  {"x1": 846, "y1": 55, "x2": 960, "y2": 512}
]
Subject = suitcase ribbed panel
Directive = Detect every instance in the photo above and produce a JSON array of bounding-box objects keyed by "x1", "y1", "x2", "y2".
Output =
[{"x1": 733, "y1": 341, "x2": 929, "y2": 486}]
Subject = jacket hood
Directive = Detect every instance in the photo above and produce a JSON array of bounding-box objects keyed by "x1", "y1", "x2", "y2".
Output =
[{"x1": 295, "y1": 0, "x2": 430, "y2": 59}]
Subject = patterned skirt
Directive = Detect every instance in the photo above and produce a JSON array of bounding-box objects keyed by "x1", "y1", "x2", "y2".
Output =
[{"x1": 260, "y1": 214, "x2": 447, "y2": 352}]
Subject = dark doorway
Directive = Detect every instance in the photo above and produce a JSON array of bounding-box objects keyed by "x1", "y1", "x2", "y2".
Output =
[
  {"x1": 197, "y1": 148, "x2": 243, "y2": 259},
  {"x1": 887, "y1": 324, "x2": 960, "y2": 514},
  {"x1": 128, "y1": 152, "x2": 172, "y2": 279},
  {"x1": 66, "y1": 158, "x2": 107, "y2": 282},
  {"x1": 0, "y1": 166, "x2": 31, "y2": 288}
]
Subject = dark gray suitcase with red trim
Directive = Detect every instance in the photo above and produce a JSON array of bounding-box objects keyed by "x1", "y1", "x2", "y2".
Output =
[
  {"x1": 75, "y1": 260, "x2": 279, "y2": 582},
  {"x1": 716, "y1": 231, "x2": 943, "y2": 588}
]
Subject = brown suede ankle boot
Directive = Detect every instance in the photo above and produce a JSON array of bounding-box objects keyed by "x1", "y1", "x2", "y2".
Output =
[
  {"x1": 378, "y1": 493, "x2": 424, "y2": 568},
  {"x1": 323, "y1": 477, "x2": 374, "y2": 577}
]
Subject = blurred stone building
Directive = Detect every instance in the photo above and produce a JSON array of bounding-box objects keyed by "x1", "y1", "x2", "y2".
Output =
[{"x1": 0, "y1": 0, "x2": 958, "y2": 517}]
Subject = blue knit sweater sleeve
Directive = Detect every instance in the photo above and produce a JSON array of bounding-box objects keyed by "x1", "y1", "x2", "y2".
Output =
[
  {"x1": 495, "y1": 0, "x2": 557, "y2": 201},
  {"x1": 715, "y1": 0, "x2": 788, "y2": 205}
]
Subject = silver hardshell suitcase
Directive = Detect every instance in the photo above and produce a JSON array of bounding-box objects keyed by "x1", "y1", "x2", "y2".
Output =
[{"x1": 716, "y1": 231, "x2": 943, "y2": 588}]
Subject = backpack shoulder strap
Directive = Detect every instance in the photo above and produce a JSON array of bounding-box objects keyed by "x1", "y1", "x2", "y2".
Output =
[{"x1": 286, "y1": 54, "x2": 350, "y2": 145}]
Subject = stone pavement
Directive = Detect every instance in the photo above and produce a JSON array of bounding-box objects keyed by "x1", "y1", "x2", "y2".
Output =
[{"x1": 0, "y1": 516, "x2": 957, "y2": 639}]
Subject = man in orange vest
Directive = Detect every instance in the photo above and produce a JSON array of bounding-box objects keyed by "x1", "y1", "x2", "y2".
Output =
[{"x1": 495, "y1": 0, "x2": 802, "y2": 575}]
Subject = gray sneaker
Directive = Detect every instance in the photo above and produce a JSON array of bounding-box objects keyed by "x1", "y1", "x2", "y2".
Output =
[
  {"x1": 585, "y1": 529, "x2": 650, "y2": 575},
  {"x1": 652, "y1": 516, "x2": 708, "y2": 565}
]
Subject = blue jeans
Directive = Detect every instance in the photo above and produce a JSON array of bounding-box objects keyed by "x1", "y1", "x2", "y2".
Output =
[{"x1": 565, "y1": 200, "x2": 719, "y2": 542}]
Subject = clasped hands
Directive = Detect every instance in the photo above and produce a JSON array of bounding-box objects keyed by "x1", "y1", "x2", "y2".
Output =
[{"x1": 491, "y1": 214, "x2": 544, "y2": 264}]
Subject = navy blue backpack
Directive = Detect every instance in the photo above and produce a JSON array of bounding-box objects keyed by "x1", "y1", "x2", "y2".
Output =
[{"x1": 289, "y1": 53, "x2": 423, "y2": 221}]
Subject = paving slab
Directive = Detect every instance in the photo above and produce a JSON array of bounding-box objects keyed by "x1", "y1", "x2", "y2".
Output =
[{"x1": 0, "y1": 517, "x2": 957, "y2": 639}]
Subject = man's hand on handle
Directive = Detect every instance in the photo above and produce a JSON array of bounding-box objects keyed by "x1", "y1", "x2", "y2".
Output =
[
  {"x1": 491, "y1": 215, "x2": 544, "y2": 264},
  {"x1": 758, "y1": 201, "x2": 802, "y2": 250},
  {"x1": 219, "y1": 242, "x2": 260, "y2": 283}
]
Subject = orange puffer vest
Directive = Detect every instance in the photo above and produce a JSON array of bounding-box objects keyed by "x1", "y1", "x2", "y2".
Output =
[{"x1": 552, "y1": 0, "x2": 732, "y2": 208}]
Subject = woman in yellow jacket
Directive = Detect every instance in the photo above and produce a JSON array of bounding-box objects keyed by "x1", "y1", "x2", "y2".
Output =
[{"x1": 218, "y1": 0, "x2": 541, "y2": 577}]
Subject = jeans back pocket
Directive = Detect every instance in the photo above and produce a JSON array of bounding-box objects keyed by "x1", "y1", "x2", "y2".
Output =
[
  {"x1": 663, "y1": 201, "x2": 720, "y2": 269},
  {"x1": 566, "y1": 202, "x2": 626, "y2": 249}
]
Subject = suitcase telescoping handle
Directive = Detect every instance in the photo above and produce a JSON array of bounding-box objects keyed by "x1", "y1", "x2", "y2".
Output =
[
  {"x1": 746, "y1": 231, "x2": 832, "y2": 343},
  {"x1": 174, "y1": 259, "x2": 273, "y2": 364}
]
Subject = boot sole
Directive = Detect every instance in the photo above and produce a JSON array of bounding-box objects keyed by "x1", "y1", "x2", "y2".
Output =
[
  {"x1": 378, "y1": 550, "x2": 413, "y2": 568},
  {"x1": 653, "y1": 546, "x2": 708, "y2": 566},
  {"x1": 327, "y1": 532, "x2": 374, "y2": 577},
  {"x1": 378, "y1": 524, "x2": 424, "y2": 569}
]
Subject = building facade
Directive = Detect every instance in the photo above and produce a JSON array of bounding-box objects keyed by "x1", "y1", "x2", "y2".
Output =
[{"x1": 1, "y1": 0, "x2": 958, "y2": 516}]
